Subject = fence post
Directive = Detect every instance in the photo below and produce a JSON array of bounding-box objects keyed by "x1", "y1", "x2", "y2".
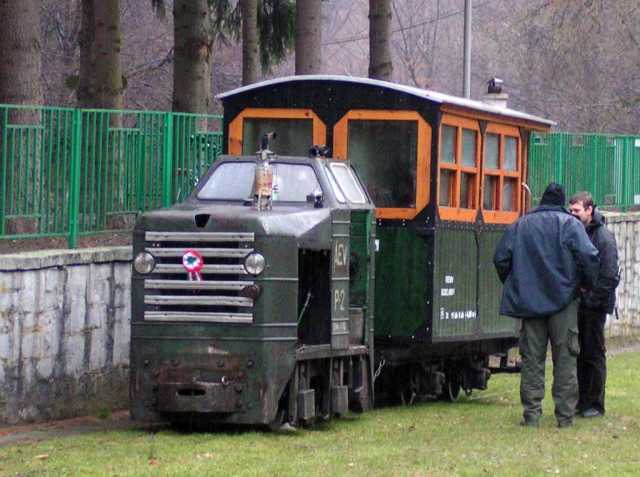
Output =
[
  {"x1": 68, "y1": 109, "x2": 83, "y2": 248},
  {"x1": 0, "y1": 107, "x2": 8, "y2": 236},
  {"x1": 162, "y1": 113, "x2": 174, "y2": 208}
]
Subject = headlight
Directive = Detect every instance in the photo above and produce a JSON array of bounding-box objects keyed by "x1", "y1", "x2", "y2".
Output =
[
  {"x1": 134, "y1": 252, "x2": 156, "y2": 274},
  {"x1": 244, "y1": 252, "x2": 265, "y2": 276}
]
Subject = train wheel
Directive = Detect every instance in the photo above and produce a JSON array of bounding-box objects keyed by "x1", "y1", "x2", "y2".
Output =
[{"x1": 443, "y1": 373, "x2": 461, "y2": 402}]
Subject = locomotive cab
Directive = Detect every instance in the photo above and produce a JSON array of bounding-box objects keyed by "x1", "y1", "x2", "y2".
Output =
[{"x1": 130, "y1": 148, "x2": 376, "y2": 427}]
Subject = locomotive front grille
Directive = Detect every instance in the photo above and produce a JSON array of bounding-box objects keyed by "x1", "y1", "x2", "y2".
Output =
[{"x1": 143, "y1": 231, "x2": 256, "y2": 323}]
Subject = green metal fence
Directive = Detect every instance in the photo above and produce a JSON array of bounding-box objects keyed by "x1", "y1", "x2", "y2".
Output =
[
  {"x1": 529, "y1": 132, "x2": 640, "y2": 210},
  {"x1": 1, "y1": 105, "x2": 222, "y2": 248}
]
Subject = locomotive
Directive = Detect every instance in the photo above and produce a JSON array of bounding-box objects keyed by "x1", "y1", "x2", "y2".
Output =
[{"x1": 129, "y1": 76, "x2": 553, "y2": 427}]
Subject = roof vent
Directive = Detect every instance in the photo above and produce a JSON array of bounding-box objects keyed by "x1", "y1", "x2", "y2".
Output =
[{"x1": 483, "y1": 77, "x2": 508, "y2": 108}]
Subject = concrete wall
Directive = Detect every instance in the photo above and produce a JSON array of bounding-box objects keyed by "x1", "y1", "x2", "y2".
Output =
[
  {"x1": 605, "y1": 212, "x2": 640, "y2": 338},
  {"x1": 0, "y1": 247, "x2": 131, "y2": 424}
]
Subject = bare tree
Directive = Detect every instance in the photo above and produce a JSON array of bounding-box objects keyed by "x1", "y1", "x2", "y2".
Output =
[
  {"x1": 368, "y1": 0, "x2": 393, "y2": 80},
  {"x1": 93, "y1": 0, "x2": 124, "y2": 110},
  {"x1": 241, "y1": 0, "x2": 259, "y2": 84},
  {"x1": 173, "y1": 0, "x2": 213, "y2": 112},
  {"x1": 78, "y1": 0, "x2": 96, "y2": 107},
  {"x1": 0, "y1": 0, "x2": 43, "y2": 105},
  {"x1": 295, "y1": 0, "x2": 323, "y2": 74}
]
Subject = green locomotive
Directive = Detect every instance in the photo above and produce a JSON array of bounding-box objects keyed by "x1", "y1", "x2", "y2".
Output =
[{"x1": 130, "y1": 76, "x2": 553, "y2": 427}]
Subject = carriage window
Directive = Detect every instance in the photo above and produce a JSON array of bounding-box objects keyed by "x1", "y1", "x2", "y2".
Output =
[
  {"x1": 505, "y1": 137, "x2": 518, "y2": 171},
  {"x1": 462, "y1": 129, "x2": 477, "y2": 167},
  {"x1": 439, "y1": 170, "x2": 455, "y2": 207},
  {"x1": 483, "y1": 175, "x2": 499, "y2": 210},
  {"x1": 484, "y1": 134, "x2": 499, "y2": 169},
  {"x1": 481, "y1": 125, "x2": 521, "y2": 222},
  {"x1": 347, "y1": 120, "x2": 417, "y2": 208},
  {"x1": 442, "y1": 126, "x2": 456, "y2": 164},
  {"x1": 438, "y1": 116, "x2": 480, "y2": 221},
  {"x1": 242, "y1": 118, "x2": 312, "y2": 156},
  {"x1": 228, "y1": 108, "x2": 327, "y2": 156}
]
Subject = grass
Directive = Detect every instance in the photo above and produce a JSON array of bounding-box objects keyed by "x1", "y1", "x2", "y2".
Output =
[{"x1": 1, "y1": 352, "x2": 639, "y2": 477}]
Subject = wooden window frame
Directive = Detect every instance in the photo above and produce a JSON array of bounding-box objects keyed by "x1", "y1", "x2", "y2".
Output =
[
  {"x1": 228, "y1": 108, "x2": 326, "y2": 155},
  {"x1": 332, "y1": 110, "x2": 431, "y2": 220},
  {"x1": 481, "y1": 123, "x2": 522, "y2": 224},
  {"x1": 438, "y1": 114, "x2": 481, "y2": 222}
]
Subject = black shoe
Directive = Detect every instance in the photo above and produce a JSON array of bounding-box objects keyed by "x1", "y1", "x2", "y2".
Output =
[
  {"x1": 557, "y1": 420, "x2": 574, "y2": 428},
  {"x1": 582, "y1": 408, "x2": 603, "y2": 418},
  {"x1": 520, "y1": 418, "x2": 539, "y2": 428}
]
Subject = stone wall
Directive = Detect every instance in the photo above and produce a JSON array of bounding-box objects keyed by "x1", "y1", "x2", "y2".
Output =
[
  {"x1": 605, "y1": 212, "x2": 640, "y2": 338},
  {"x1": 0, "y1": 247, "x2": 131, "y2": 424}
]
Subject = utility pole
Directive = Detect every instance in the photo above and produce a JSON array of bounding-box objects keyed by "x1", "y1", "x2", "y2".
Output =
[{"x1": 463, "y1": 0, "x2": 472, "y2": 98}]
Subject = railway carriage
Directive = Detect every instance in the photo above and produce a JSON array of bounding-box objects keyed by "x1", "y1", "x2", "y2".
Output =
[{"x1": 130, "y1": 76, "x2": 553, "y2": 427}]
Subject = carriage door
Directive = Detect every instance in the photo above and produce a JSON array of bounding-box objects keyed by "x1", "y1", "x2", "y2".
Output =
[{"x1": 331, "y1": 209, "x2": 351, "y2": 350}]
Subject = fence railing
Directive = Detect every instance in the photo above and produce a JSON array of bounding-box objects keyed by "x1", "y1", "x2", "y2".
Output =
[
  {"x1": 0, "y1": 105, "x2": 222, "y2": 247},
  {"x1": 529, "y1": 132, "x2": 640, "y2": 210}
]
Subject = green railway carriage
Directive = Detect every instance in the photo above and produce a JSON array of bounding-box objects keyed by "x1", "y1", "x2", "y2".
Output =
[{"x1": 130, "y1": 76, "x2": 553, "y2": 427}]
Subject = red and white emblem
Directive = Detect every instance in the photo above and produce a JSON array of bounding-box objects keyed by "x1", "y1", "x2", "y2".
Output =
[{"x1": 182, "y1": 249, "x2": 204, "y2": 281}]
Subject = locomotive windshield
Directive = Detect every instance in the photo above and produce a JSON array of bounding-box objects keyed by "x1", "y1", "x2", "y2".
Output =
[{"x1": 198, "y1": 161, "x2": 321, "y2": 202}]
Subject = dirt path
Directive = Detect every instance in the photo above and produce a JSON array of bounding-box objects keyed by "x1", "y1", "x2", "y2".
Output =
[{"x1": 0, "y1": 411, "x2": 162, "y2": 447}]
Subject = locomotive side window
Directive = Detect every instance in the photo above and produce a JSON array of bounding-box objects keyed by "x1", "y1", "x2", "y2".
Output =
[
  {"x1": 481, "y1": 124, "x2": 522, "y2": 223},
  {"x1": 328, "y1": 162, "x2": 367, "y2": 204},
  {"x1": 333, "y1": 110, "x2": 431, "y2": 220},
  {"x1": 228, "y1": 108, "x2": 327, "y2": 156},
  {"x1": 437, "y1": 115, "x2": 480, "y2": 221}
]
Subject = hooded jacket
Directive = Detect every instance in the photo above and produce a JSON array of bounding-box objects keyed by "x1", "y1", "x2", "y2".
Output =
[
  {"x1": 582, "y1": 209, "x2": 619, "y2": 313},
  {"x1": 493, "y1": 205, "x2": 599, "y2": 318}
]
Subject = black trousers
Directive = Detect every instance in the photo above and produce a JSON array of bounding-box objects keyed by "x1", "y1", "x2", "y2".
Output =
[{"x1": 577, "y1": 306, "x2": 607, "y2": 414}]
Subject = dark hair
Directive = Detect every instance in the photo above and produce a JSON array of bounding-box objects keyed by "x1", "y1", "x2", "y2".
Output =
[
  {"x1": 569, "y1": 191, "x2": 594, "y2": 209},
  {"x1": 540, "y1": 182, "x2": 566, "y2": 206}
]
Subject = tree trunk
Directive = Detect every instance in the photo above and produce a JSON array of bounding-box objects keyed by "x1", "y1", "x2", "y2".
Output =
[
  {"x1": 93, "y1": 0, "x2": 123, "y2": 110},
  {"x1": 369, "y1": 0, "x2": 393, "y2": 81},
  {"x1": 0, "y1": 0, "x2": 43, "y2": 105},
  {"x1": 295, "y1": 0, "x2": 322, "y2": 75},
  {"x1": 78, "y1": 0, "x2": 96, "y2": 108},
  {"x1": 241, "y1": 0, "x2": 259, "y2": 85},
  {"x1": 0, "y1": 0, "x2": 43, "y2": 235},
  {"x1": 172, "y1": 0, "x2": 212, "y2": 113}
]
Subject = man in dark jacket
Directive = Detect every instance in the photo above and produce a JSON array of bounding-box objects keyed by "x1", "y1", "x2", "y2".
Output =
[
  {"x1": 569, "y1": 192, "x2": 619, "y2": 418},
  {"x1": 494, "y1": 183, "x2": 599, "y2": 428}
]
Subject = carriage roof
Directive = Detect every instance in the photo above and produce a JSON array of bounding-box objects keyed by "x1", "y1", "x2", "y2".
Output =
[{"x1": 217, "y1": 75, "x2": 555, "y2": 128}]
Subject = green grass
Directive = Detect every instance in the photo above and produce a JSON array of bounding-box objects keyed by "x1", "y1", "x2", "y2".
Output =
[{"x1": 1, "y1": 352, "x2": 639, "y2": 477}]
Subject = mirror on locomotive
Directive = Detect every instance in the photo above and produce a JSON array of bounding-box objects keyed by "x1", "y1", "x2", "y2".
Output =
[
  {"x1": 332, "y1": 110, "x2": 431, "y2": 219},
  {"x1": 228, "y1": 108, "x2": 327, "y2": 156}
]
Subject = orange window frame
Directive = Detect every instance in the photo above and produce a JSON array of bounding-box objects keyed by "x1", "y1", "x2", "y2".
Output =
[
  {"x1": 437, "y1": 114, "x2": 481, "y2": 222},
  {"x1": 228, "y1": 108, "x2": 327, "y2": 155},
  {"x1": 481, "y1": 123, "x2": 522, "y2": 224},
  {"x1": 332, "y1": 110, "x2": 431, "y2": 220}
]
